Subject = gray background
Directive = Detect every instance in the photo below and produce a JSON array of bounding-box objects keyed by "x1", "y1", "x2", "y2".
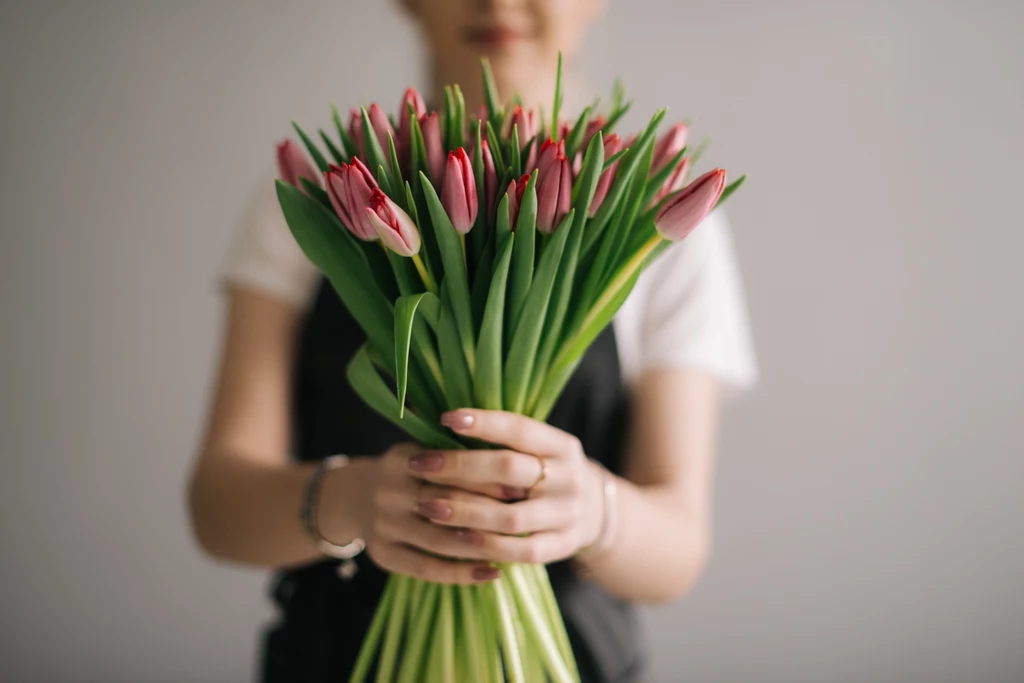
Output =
[{"x1": 2, "y1": 1, "x2": 1022, "y2": 681}]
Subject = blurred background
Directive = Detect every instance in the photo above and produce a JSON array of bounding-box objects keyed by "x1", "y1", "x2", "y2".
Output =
[{"x1": 2, "y1": 1, "x2": 1022, "y2": 681}]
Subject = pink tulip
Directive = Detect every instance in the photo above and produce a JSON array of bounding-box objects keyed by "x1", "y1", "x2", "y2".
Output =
[
  {"x1": 481, "y1": 139, "x2": 498, "y2": 215},
  {"x1": 656, "y1": 157, "x2": 691, "y2": 203},
  {"x1": 652, "y1": 123, "x2": 688, "y2": 174},
  {"x1": 420, "y1": 112, "x2": 445, "y2": 183},
  {"x1": 324, "y1": 158, "x2": 379, "y2": 241},
  {"x1": 505, "y1": 174, "x2": 530, "y2": 230},
  {"x1": 536, "y1": 152, "x2": 572, "y2": 234},
  {"x1": 366, "y1": 189, "x2": 421, "y2": 256},
  {"x1": 348, "y1": 108, "x2": 365, "y2": 158},
  {"x1": 475, "y1": 104, "x2": 489, "y2": 124},
  {"x1": 533, "y1": 139, "x2": 565, "y2": 179},
  {"x1": 589, "y1": 134, "x2": 623, "y2": 217},
  {"x1": 368, "y1": 103, "x2": 396, "y2": 156},
  {"x1": 654, "y1": 169, "x2": 726, "y2": 242},
  {"x1": 583, "y1": 116, "x2": 607, "y2": 149},
  {"x1": 505, "y1": 106, "x2": 538, "y2": 148},
  {"x1": 442, "y1": 148, "x2": 479, "y2": 234},
  {"x1": 276, "y1": 139, "x2": 319, "y2": 190},
  {"x1": 397, "y1": 88, "x2": 426, "y2": 162}
]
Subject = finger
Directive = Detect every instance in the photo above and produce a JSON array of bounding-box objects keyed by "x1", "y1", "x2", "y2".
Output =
[
  {"x1": 408, "y1": 448, "x2": 545, "y2": 489},
  {"x1": 417, "y1": 487, "x2": 575, "y2": 535},
  {"x1": 473, "y1": 531, "x2": 577, "y2": 565},
  {"x1": 366, "y1": 541, "x2": 501, "y2": 585},
  {"x1": 377, "y1": 513, "x2": 493, "y2": 562},
  {"x1": 440, "y1": 409, "x2": 582, "y2": 460}
]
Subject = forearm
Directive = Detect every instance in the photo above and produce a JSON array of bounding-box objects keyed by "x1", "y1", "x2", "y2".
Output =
[
  {"x1": 188, "y1": 452, "x2": 374, "y2": 569},
  {"x1": 580, "y1": 473, "x2": 709, "y2": 604}
]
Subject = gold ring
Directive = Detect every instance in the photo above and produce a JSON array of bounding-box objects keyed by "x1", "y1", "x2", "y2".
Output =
[{"x1": 528, "y1": 456, "x2": 548, "y2": 497}]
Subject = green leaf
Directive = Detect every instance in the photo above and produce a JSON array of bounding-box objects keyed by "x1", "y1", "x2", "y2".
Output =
[
  {"x1": 473, "y1": 234, "x2": 514, "y2": 409},
  {"x1": 480, "y1": 58, "x2": 504, "y2": 132},
  {"x1": 438, "y1": 283, "x2": 473, "y2": 410},
  {"x1": 715, "y1": 174, "x2": 747, "y2": 209},
  {"x1": 527, "y1": 134, "x2": 604, "y2": 409},
  {"x1": 318, "y1": 129, "x2": 345, "y2": 166},
  {"x1": 292, "y1": 121, "x2": 329, "y2": 174},
  {"x1": 453, "y1": 84, "x2": 467, "y2": 150},
  {"x1": 509, "y1": 123, "x2": 522, "y2": 179},
  {"x1": 602, "y1": 147, "x2": 629, "y2": 171},
  {"x1": 359, "y1": 106, "x2": 390, "y2": 188},
  {"x1": 275, "y1": 181, "x2": 393, "y2": 354},
  {"x1": 601, "y1": 99, "x2": 633, "y2": 137},
  {"x1": 386, "y1": 132, "x2": 406, "y2": 210},
  {"x1": 419, "y1": 172, "x2": 476, "y2": 371},
  {"x1": 346, "y1": 346, "x2": 462, "y2": 448},
  {"x1": 331, "y1": 103, "x2": 356, "y2": 160},
  {"x1": 507, "y1": 170, "x2": 538, "y2": 333},
  {"x1": 298, "y1": 179, "x2": 331, "y2": 211},
  {"x1": 642, "y1": 147, "x2": 687, "y2": 209},
  {"x1": 503, "y1": 209, "x2": 574, "y2": 413},
  {"x1": 359, "y1": 239, "x2": 400, "y2": 302},
  {"x1": 394, "y1": 293, "x2": 425, "y2": 417},
  {"x1": 485, "y1": 121, "x2": 506, "y2": 173},
  {"x1": 564, "y1": 105, "x2": 593, "y2": 160},
  {"x1": 551, "y1": 52, "x2": 564, "y2": 141}
]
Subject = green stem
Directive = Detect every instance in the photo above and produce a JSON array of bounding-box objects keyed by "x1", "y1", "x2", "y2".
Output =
[
  {"x1": 530, "y1": 564, "x2": 579, "y2": 680},
  {"x1": 494, "y1": 576, "x2": 526, "y2": 683},
  {"x1": 412, "y1": 253, "x2": 437, "y2": 294},
  {"x1": 457, "y1": 584, "x2": 485, "y2": 680},
  {"x1": 508, "y1": 564, "x2": 576, "y2": 683},
  {"x1": 376, "y1": 575, "x2": 411, "y2": 683},
  {"x1": 397, "y1": 581, "x2": 440, "y2": 683},
  {"x1": 349, "y1": 577, "x2": 397, "y2": 683}
]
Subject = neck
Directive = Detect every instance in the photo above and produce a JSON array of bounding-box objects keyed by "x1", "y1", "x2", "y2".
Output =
[{"x1": 429, "y1": 57, "x2": 579, "y2": 120}]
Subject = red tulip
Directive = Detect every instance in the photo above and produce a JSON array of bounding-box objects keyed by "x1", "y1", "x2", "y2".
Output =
[
  {"x1": 505, "y1": 174, "x2": 530, "y2": 230},
  {"x1": 442, "y1": 148, "x2": 479, "y2": 234},
  {"x1": 276, "y1": 139, "x2": 319, "y2": 190},
  {"x1": 536, "y1": 152, "x2": 572, "y2": 234},
  {"x1": 348, "y1": 108, "x2": 365, "y2": 158},
  {"x1": 420, "y1": 112, "x2": 445, "y2": 183},
  {"x1": 533, "y1": 139, "x2": 565, "y2": 179},
  {"x1": 583, "y1": 116, "x2": 607, "y2": 149},
  {"x1": 324, "y1": 158, "x2": 379, "y2": 241},
  {"x1": 652, "y1": 123, "x2": 688, "y2": 174},
  {"x1": 368, "y1": 103, "x2": 396, "y2": 155},
  {"x1": 656, "y1": 157, "x2": 691, "y2": 203},
  {"x1": 505, "y1": 106, "x2": 538, "y2": 149},
  {"x1": 397, "y1": 88, "x2": 426, "y2": 162},
  {"x1": 589, "y1": 134, "x2": 623, "y2": 217},
  {"x1": 654, "y1": 169, "x2": 726, "y2": 242},
  {"x1": 366, "y1": 189, "x2": 421, "y2": 256}
]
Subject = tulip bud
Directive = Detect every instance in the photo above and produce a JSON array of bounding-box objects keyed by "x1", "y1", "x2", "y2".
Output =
[
  {"x1": 505, "y1": 174, "x2": 530, "y2": 230},
  {"x1": 348, "y1": 108, "x2": 365, "y2": 158},
  {"x1": 397, "y1": 88, "x2": 427, "y2": 162},
  {"x1": 654, "y1": 169, "x2": 726, "y2": 242},
  {"x1": 536, "y1": 153, "x2": 572, "y2": 234},
  {"x1": 589, "y1": 134, "x2": 623, "y2": 217},
  {"x1": 366, "y1": 189, "x2": 421, "y2": 256},
  {"x1": 583, "y1": 116, "x2": 607, "y2": 150},
  {"x1": 505, "y1": 106, "x2": 538, "y2": 149},
  {"x1": 481, "y1": 139, "x2": 498, "y2": 215},
  {"x1": 652, "y1": 123, "x2": 688, "y2": 174},
  {"x1": 420, "y1": 112, "x2": 445, "y2": 184},
  {"x1": 656, "y1": 157, "x2": 691, "y2": 203},
  {"x1": 533, "y1": 139, "x2": 565, "y2": 179},
  {"x1": 442, "y1": 148, "x2": 479, "y2": 234},
  {"x1": 368, "y1": 103, "x2": 396, "y2": 157},
  {"x1": 324, "y1": 158, "x2": 379, "y2": 241},
  {"x1": 276, "y1": 139, "x2": 319, "y2": 190}
]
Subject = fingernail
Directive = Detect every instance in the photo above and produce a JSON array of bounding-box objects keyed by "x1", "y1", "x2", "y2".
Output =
[
  {"x1": 409, "y1": 452, "x2": 444, "y2": 472},
  {"x1": 455, "y1": 529, "x2": 485, "y2": 546},
  {"x1": 417, "y1": 500, "x2": 452, "y2": 521},
  {"x1": 502, "y1": 486, "x2": 528, "y2": 500},
  {"x1": 441, "y1": 410, "x2": 474, "y2": 430},
  {"x1": 473, "y1": 566, "x2": 501, "y2": 582}
]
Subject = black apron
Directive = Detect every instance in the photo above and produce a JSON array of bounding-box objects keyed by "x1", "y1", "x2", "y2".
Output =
[{"x1": 261, "y1": 279, "x2": 645, "y2": 682}]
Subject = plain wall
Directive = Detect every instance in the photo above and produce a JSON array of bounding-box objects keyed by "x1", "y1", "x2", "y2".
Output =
[{"x1": 2, "y1": 1, "x2": 1022, "y2": 681}]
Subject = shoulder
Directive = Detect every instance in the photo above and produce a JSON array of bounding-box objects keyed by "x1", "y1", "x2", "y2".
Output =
[{"x1": 220, "y1": 181, "x2": 321, "y2": 309}]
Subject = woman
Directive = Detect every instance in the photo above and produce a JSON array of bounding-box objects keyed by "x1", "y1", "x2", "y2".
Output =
[{"x1": 189, "y1": 1, "x2": 756, "y2": 681}]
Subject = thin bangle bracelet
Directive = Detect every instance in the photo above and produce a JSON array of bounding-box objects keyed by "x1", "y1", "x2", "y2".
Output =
[
  {"x1": 301, "y1": 454, "x2": 366, "y2": 580},
  {"x1": 573, "y1": 465, "x2": 618, "y2": 579}
]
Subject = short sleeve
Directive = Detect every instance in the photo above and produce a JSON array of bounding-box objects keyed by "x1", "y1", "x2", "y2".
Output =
[
  {"x1": 615, "y1": 210, "x2": 758, "y2": 397},
  {"x1": 220, "y1": 182, "x2": 320, "y2": 308}
]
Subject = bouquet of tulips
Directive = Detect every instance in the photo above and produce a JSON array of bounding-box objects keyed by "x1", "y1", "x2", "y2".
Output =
[{"x1": 274, "y1": 58, "x2": 743, "y2": 683}]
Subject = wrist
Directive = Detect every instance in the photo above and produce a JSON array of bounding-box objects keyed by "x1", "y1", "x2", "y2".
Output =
[
  {"x1": 317, "y1": 456, "x2": 376, "y2": 545},
  {"x1": 576, "y1": 461, "x2": 618, "y2": 560}
]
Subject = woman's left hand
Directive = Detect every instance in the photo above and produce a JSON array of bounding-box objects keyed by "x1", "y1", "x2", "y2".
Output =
[{"x1": 406, "y1": 409, "x2": 605, "y2": 565}]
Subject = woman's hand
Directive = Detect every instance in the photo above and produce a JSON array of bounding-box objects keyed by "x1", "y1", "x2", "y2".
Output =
[
  {"x1": 406, "y1": 409, "x2": 606, "y2": 565},
  {"x1": 351, "y1": 442, "x2": 510, "y2": 585}
]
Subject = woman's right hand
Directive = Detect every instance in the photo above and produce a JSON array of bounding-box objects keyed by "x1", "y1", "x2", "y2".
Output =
[{"x1": 342, "y1": 443, "x2": 505, "y2": 585}]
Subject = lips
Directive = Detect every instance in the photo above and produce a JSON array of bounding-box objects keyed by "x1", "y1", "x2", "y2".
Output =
[{"x1": 464, "y1": 25, "x2": 529, "y2": 49}]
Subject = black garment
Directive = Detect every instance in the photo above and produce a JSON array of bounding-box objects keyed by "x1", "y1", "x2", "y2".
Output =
[{"x1": 262, "y1": 280, "x2": 644, "y2": 682}]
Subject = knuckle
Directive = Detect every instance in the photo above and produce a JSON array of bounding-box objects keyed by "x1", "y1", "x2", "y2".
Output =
[
  {"x1": 497, "y1": 451, "x2": 519, "y2": 478},
  {"x1": 520, "y1": 542, "x2": 541, "y2": 564},
  {"x1": 566, "y1": 435, "x2": 584, "y2": 459},
  {"x1": 500, "y1": 508, "x2": 523, "y2": 534}
]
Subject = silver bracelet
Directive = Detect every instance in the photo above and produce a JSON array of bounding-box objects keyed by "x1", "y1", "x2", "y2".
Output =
[
  {"x1": 301, "y1": 454, "x2": 366, "y2": 580},
  {"x1": 573, "y1": 466, "x2": 618, "y2": 577}
]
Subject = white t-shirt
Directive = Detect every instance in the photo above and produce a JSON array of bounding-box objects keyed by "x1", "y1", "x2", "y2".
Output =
[{"x1": 223, "y1": 183, "x2": 758, "y2": 396}]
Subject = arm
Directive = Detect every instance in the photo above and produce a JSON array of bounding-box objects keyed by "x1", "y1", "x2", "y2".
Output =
[{"x1": 403, "y1": 368, "x2": 720, "y2": 604}]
